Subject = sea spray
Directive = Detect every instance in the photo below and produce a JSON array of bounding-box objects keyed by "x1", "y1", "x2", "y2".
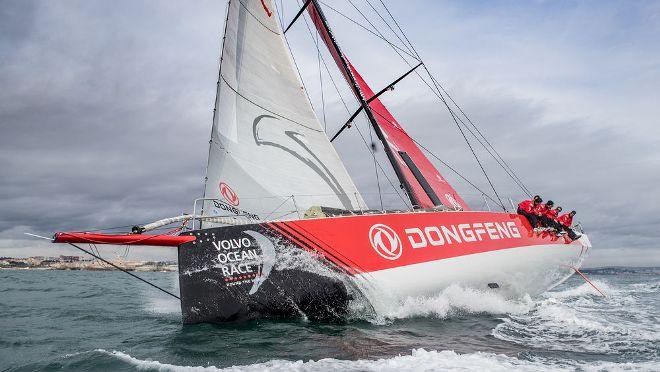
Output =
[
  {"x1": 3, "y1": 268, "x2": 659, "y2": 371},
  {"x1": 493, "y1": 279, "x2": 660, "y2": 355},
  {"x1": 90, "y1": 348, "x2": 660, "y2": 372},
  {"x1": 355, "y1": 283, "x2": 533, "y2": 324}
]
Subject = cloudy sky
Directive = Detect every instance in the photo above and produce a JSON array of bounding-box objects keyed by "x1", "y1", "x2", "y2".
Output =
[{"x1": 1, "y1": 0, "x2": 659, "y2": 267}]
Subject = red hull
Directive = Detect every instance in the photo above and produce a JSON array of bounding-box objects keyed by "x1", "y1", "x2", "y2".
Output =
[{"x1": 264, "y1": 210, "x2": 583, "y2": 276}]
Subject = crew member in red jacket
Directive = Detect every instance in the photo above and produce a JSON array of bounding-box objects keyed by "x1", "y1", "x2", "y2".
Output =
[
  {"x1": 557, "y1": 210, "x2": 580, "y2": 240},
  {"x1": 517, "y1": 195, "x2": 542, "y2": 228},
  {"x1": 534, "y1": 200, "x2": 554, "y2": 226},
  {"x1": 541, "y1": 205, "x2": 562, "y2": 229}
]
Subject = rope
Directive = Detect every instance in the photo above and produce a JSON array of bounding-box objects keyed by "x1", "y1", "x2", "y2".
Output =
[
  {"x1": 67, "y1": 242, "x2": 180, "y2": 300},
  {"x1": 570, "y1": 266, "x2": 607, "y2": 297}
]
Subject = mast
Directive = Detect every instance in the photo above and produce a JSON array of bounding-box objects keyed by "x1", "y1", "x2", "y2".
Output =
[{"x1": 308, "y1": 0, "x2": 421, "y2": 208}]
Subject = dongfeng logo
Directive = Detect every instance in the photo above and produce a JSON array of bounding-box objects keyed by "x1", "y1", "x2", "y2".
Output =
[
  {"x1": 369, "y1": 224, "x2": 402, "y2": 260},
  {"x1": 219, "y1": 182, "x2": 240, "y2": 207}
]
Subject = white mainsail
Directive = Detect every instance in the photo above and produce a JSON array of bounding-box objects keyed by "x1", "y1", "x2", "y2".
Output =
[{"x1": 202, "y1": 0, "x2": 365, "y2": 223}]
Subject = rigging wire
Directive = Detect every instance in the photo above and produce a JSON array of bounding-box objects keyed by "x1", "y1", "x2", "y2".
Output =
[
  {"x1": 316, "y1": 31, "x2": 328, "y2": 131},
  {"x1": 373, "y1": 0, "x2": 532, "y2": 196},
  {"x1": 363, "y1": 0, "x2": 415, "y2": 56},
  {"x1": 338, "y1": 0, "x2": 531, "y2": 208},
  {"x1": 317, "y1": 0, "x2": 420, "y2": 61},
  {"x1": 433, "y1": 83, "x2": 508, "y2": 210},
  {"x1": 278, "y1": 0, "x2": 286, "y2": 26},
  {"x1": 67, "y1": 242, "x2": 180, "y2": 300},
  {"x1": 427, "y1": 74, "x2": 533, "y2": 196},
  {"x1": 368, "y1": 106, "x2": 505, "y2": 207},
  {"x1": 366, "y1": 117, "x2": 384, "y2": 210},
  {"x1": 340, "y1": 0, "x2": 504, "y2": 209},
  {"x1": 315, "y1": 0, "x2": 532, "y2": 202},
  {"x1": 201, "y1": 0, "x2": 233, "y2": 214},
  {"x1": 351, "y1": 1, "x2": 530, "y2": 195},
  {"x1": 345, "y1": 0, "x2": 413, "y2": 61},
  {"x1": 295, "y1": 0, "x2": 408, "y2": 209},
  {"x1": 309, "y1": 10, "x2": 383, "y2": 210}
]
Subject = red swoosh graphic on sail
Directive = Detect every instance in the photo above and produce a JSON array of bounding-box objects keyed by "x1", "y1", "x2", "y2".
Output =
[{"x1": 260, "y1": 0, "x2": 273, "y2": 17}]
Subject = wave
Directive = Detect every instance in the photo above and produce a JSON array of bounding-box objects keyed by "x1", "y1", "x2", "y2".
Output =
[
  {"x1": 92, "y1": 348, "x2": 660, "y2": 372},
  {"x1": 493, "y1": 280, "x2": 660, "y2": 355},
  {"x1": 361, "y1": 284, "x2": 533, "y2": 323}
]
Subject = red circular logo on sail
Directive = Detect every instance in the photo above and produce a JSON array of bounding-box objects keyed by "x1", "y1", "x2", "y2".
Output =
[
  {"x1": 369, "y1": 224, "x2": 402, "y2": 260},
  {"x1": 219, "y1": 182, "x2": 240, "y2": 207}
]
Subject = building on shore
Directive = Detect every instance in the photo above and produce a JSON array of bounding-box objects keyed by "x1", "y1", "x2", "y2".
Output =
[{"x1": 0, "y1": 255, "x2": 177, "y2": 272}]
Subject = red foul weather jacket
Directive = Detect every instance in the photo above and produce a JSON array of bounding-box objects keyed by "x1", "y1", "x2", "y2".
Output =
[
  {"x1": 517, "y1": 200, "x2": 535, "y2": 213},
  {"x1": 546, "y1": 208, "x2": 559, "y2": 220},
  {"x1": 557, "y1": 213, "x2": 573, "y2": 227},
  {"x1": 533, "y1": 203, "x2": 549, "y2": 216}
]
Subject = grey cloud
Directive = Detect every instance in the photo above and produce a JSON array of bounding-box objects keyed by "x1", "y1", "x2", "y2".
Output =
[{"x1": 1, "y1": 0, "x2": 658, "y2": 266}]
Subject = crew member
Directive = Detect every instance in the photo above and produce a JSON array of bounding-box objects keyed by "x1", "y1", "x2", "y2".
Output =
[
  {"x1": 542, "y1": 206, "x2": 562, "y2": 230},
  {"x1": 534, "y1": 200, "x2": 553, "y2": 225},
  {"x1": 517, "y1": 195, "x2": 542, "y2": 228},
  {"x1": 557, "y1": 210, "x2": 581, "y2": 240}
]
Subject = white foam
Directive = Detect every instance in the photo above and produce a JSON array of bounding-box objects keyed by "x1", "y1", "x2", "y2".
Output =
[
  {"x1": 547, "y1": 280, "x2": 613, "y2": 299},
  {"x1": 139, "y1": 273, "x2": 181, "y2": 315},
  {"x1": 493, "y1": 279, "x2": 660, "y2": 354},
  {"x1": 93, "y1": 348, "x2": 660, "y2": 372},
  {"x1": 143, "y1": 295, "x2": 181, "y2": 315},
  {"x1": 359, "y1": 284, "x2": 533, "y2": 323}
]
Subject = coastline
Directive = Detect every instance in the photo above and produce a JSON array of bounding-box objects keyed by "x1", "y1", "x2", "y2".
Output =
[{"x1": 0, "y1": 255, "x2": 177, "y2": 272}]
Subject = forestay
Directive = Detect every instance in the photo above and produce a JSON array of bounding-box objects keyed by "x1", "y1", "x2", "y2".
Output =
[{"x1": 202, "y1": 0, "x2": 365, "y2": 224}]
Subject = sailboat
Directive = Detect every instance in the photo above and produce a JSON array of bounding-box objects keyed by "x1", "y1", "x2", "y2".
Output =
[{"x1": 52, "y1": 0, "x2": 591, "y2": 324}]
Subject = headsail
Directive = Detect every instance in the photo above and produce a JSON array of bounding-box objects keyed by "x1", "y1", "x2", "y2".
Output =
[
  {"x1": 307, "y1": 1, "x2": 469, "y2": 210},
  {"x1": 202, "y1": 0, "x2": 365, "y2": 224}
]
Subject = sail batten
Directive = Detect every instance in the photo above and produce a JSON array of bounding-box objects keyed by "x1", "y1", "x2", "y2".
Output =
[
  {"x1": 307, "y1": 0, "x2": 470, "y2": 211},
  {"x1": 202, "y1": 0, "x2": 364, "y2": 224}
]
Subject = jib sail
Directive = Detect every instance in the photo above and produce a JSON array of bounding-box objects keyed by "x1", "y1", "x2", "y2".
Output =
[{"x1": 202, "y1": 0, "x2": 365, "y2": 223}]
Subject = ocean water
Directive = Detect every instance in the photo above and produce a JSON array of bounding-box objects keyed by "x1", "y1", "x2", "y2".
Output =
[{"x1": 1, "y1": 267, "x2": 658, "y2": 371}]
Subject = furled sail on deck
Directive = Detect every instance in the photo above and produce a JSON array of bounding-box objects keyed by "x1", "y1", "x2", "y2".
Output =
[
  {"x1": 307, "y1": 1, "x2": 469, "y2": 210},
  {"x1": 202, "y1": 0, "x2": 365, "y2": 223}
]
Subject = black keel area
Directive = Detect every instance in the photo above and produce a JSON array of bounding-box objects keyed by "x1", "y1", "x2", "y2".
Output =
[{"x1": 177, "y1": 225, "x2": 350, "y2": 324}]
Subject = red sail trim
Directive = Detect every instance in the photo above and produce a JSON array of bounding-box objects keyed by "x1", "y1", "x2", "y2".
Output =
[{"x1": 307, "y1": 3, "x2": 469, "y2": 210}]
